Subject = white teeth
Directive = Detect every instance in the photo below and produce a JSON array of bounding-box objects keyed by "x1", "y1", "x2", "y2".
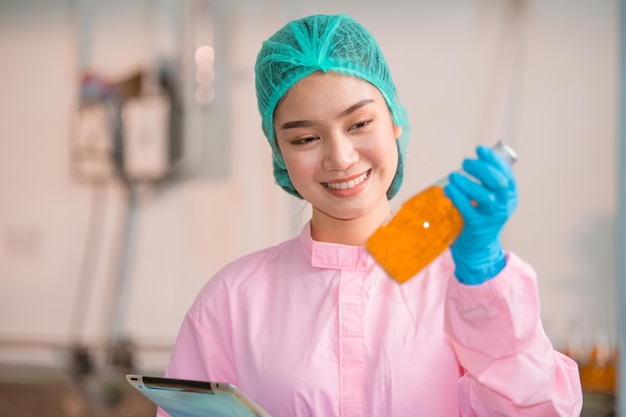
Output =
[{"x1": 326, "y1": 172, "x2": 368, "y2": 190}]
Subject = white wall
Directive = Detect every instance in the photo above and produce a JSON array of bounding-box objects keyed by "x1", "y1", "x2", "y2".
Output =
[{"x1": 0, "y1": 0, "x2": 619, "y2": 372}]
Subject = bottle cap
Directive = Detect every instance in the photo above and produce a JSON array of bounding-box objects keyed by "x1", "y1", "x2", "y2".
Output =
[{"x1": 492, "y1": 141, "x2": 518, "y2": 165}]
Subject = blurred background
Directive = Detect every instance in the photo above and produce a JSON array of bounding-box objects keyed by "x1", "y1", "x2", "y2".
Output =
[{"x1": 0, "y1": 0, "x2": 621, "y2": 416}]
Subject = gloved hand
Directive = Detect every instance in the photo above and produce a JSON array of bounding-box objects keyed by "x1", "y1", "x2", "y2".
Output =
[{"x1": 443, "y1": 145, "x2": 518, "y2": 285}]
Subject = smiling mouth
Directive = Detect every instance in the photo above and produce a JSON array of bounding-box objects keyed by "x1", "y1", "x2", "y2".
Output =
[{"x1": 323, "y1": 170, "x2": 370, "y2": 190}]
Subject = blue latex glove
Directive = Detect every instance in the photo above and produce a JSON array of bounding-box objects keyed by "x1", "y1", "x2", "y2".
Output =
[{"x1": 443, "y1": 145, "x2": 518, "y2": 285}]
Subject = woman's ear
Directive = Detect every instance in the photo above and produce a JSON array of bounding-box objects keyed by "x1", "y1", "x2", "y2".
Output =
[{"x1": 393, "y1": 124, "x2": 403, "y2": 140}]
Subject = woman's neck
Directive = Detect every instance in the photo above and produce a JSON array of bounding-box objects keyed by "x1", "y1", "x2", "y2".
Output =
[{"x1": 309, "y1": 202, "x2": 392, "y2": 246}]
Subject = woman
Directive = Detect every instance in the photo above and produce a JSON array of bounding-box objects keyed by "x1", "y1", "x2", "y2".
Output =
[{"x1": 160, "y1": 14, "x2": 582, "y2": 416}]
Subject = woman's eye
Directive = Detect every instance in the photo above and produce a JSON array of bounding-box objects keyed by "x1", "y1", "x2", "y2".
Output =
[
  {"x1": 292, "y1": 136, "x2": 318, "y2": 145},
  {"x1": 351, "y1": 120, "x2": 372, "y2": 131}
]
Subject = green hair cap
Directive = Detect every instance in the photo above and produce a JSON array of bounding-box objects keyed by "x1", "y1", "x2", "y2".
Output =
[{"x1": 255, "y1": 14, "x2": 410, "y2": 199}]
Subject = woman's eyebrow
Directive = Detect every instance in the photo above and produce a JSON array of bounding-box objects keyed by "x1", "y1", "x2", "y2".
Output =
[
  {"x1": 280, "y1": 99, "x2": 374, "y2": 130},
  {"x1": 339, "y1": 99, "x2": 374, "y2": 118},
  {"x1": 280, "y1": 120, "x2": 313, "y2": 130}
]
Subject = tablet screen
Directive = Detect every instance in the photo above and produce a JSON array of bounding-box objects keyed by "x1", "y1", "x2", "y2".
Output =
[{"x1": 127, "y1": 375, "x2": 271, "y2": 417}]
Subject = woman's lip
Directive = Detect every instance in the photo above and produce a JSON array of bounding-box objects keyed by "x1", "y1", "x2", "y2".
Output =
[{"x1": 322, "y1": 170, "x2": 370, "y2": 190}]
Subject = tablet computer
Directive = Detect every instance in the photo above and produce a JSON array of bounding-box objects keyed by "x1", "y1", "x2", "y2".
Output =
[{"x1": 126, "y1": 374, "x2": 272, "y2": 417}]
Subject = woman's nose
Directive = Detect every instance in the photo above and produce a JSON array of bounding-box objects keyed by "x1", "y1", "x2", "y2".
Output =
[{"x1": 322, "y1": 134, "x2": 358, "y2": 170}]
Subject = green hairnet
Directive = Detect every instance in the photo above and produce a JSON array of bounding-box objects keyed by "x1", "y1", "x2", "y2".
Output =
[{"x1": 255, "y1": 14, "x2": 410, "y2": 200}]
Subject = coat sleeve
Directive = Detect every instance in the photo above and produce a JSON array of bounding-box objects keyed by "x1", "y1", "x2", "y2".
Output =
[
  {"x1": 444, "y1": 252, "x2": 583, "y2": 416},
  {"x1": 156, "y1": 277, "x2": 238, "y2": 417}
]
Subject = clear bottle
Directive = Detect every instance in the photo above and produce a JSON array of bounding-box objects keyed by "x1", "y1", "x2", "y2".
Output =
[
  {"x1": 366, "y1": 141, "x2": 517, "y2": 283},
  {"x1": 579, "y1": 320, "x2": 617, "y2": 395}
]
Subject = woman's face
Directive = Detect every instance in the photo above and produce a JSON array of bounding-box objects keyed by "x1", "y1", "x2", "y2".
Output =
[{"x1": 273, "y1": 71, "x2": 402, "y2": 229}]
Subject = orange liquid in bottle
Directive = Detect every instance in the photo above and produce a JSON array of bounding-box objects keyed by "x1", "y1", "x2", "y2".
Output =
[
  {"x1": 580, "y1": 344, "x2": 617, "y2": 394},
  {"x1": 366, "y1": 185, "x2": 463, "y2": 283}
]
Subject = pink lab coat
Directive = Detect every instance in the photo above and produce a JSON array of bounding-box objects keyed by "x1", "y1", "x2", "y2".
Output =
[{"x1": 160, "y1": 224, "x2": 582, "y2": 417}]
